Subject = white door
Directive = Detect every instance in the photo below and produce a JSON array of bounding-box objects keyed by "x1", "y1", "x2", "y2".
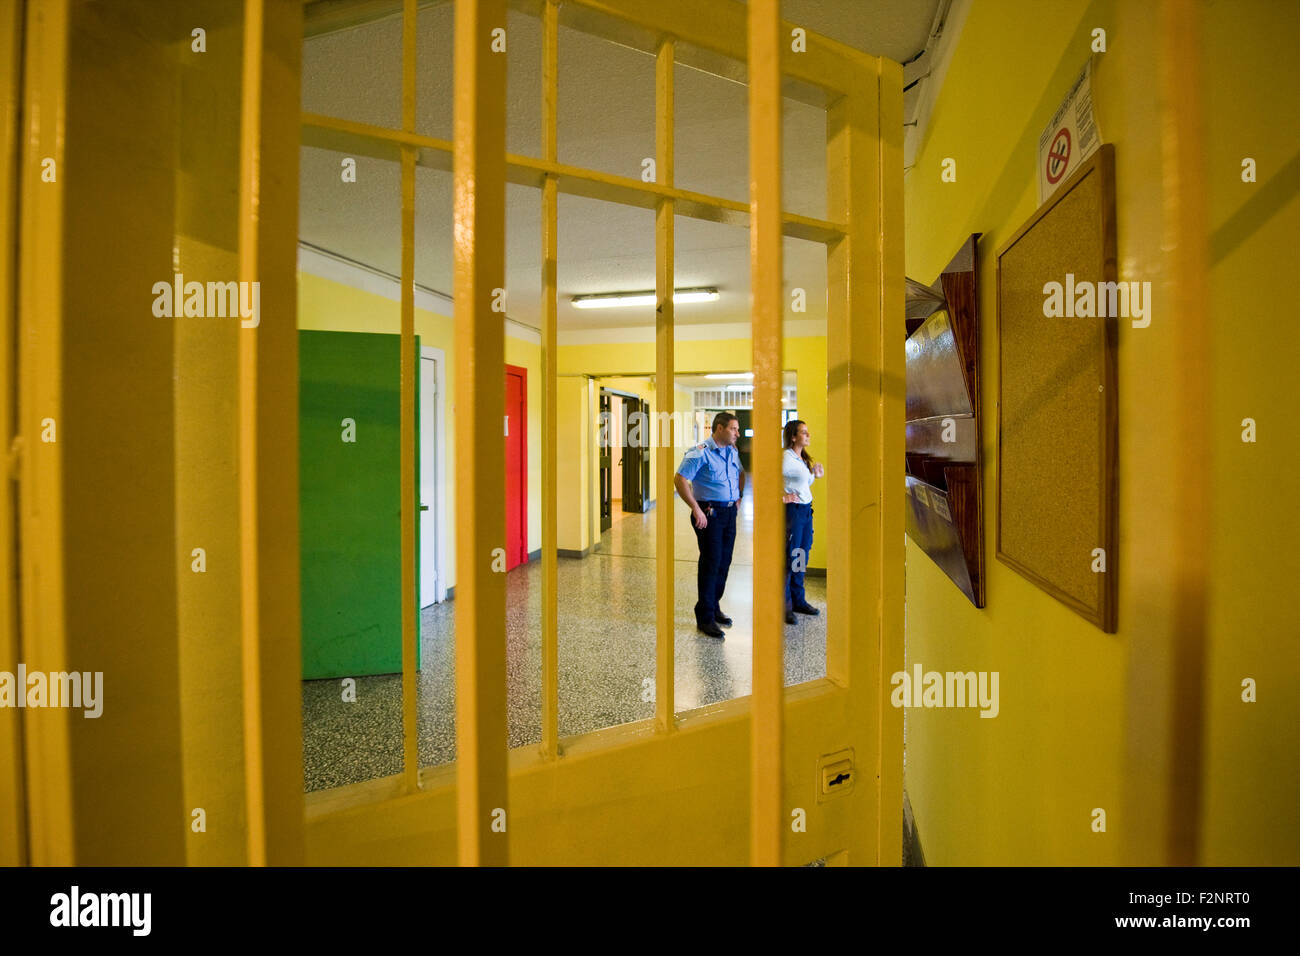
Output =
[{"x1": 420, "y1": 350, "x2": 443, "y2": 607}]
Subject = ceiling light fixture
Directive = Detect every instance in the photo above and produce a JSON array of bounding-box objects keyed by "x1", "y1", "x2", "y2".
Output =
[
  {"x1": 704, "y1": 372, "x2": 753, "y2": 380},
  {"x1": 571, "y1": 287, "x2": 719, "y2": 309}
]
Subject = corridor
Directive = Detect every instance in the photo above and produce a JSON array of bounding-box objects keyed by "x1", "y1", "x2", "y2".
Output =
[{"x1": 303, "y1": 494, "x2": 827, "y2": 791}]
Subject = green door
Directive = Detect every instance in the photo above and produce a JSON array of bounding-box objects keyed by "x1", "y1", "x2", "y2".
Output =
[{"x1": 299, "y1": 330, "x2": 420, "y2": 679}]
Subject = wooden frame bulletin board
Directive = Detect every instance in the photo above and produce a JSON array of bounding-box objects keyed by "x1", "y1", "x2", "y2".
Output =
[{"x1": 996, "y1": 144, "x2": 1118, "y2": 632}]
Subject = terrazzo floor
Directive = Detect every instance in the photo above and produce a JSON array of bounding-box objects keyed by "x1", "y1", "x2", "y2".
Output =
[{"x1": 302, "y1": 494, "x2": 827, "y2": 792}]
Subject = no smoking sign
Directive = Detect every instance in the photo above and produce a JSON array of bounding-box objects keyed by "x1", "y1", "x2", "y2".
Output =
[
  {"x1": 1045, "y1": 127, "x2": 1072, "y2": 184},
  {"x1": 1037, "y1": 60, "x2": 1101, "y2": 203}
]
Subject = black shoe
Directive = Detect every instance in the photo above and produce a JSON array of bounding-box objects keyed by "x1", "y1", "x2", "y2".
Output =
[
  {"x1": 785, "y1": 611, "x2": 797, "y2": 625},
  {"x1": 698, "y1": 621, "x2": 725, "y2": 638},
  {"x1": 715, "y1": 612, "x2": 733, "y2": 627},
  {"x1": 793, "y1": 602, "x2": 820, "y2": 616}
]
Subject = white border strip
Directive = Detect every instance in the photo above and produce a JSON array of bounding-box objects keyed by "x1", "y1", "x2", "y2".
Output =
[
  {"x1": 297, "y1": 242, "x2": 542, "y2": 345},
  {"x1": 558, "y1": 317, "x2": 826, "y2": 346},
  {"x1": 298, "y1": 244, "x2": 827, "y2": 347}
]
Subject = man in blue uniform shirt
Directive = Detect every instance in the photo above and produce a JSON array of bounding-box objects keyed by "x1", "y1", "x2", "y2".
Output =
[{"x1": 674, "y1": 412, "x2": 746, "y2": 638}]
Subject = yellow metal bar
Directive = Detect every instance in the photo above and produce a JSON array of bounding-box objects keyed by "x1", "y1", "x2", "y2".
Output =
[
  {"x1": 826, "y1": 77, "x2": 886, "y2": 865},
  {"x1": 18, "y1": 0, "x2": 74, "y2": 868},
  {"x1": 250, "y1": 0, "x2": 308, "y2": 865},
  {"x1": 1160, "y1": 0, "x2": 1209, "y2": 867},
  {"x1": 399, "y1": 0, "x2": 419, "y2": 793},
  {"x1": 301, "y1": 114, "x2": 844, "y2": 244},
  {"x1": 238, "y1": 0, "x2": 308, "y2": 867},
  {"x1": 302, "y1": 111, "x2": 446, "y2": 157},
  {"x1": 0, "y1": 0, "x2": 25, "y2": 867},
  {"x1": 238, "y1": 0, "x2": 269, "y2": 868},
  {"x1": 876, "y1": 58, "x2": 906, "y2": 866},
  {"x1": 748, "y1": 0, "x2": 783, "y2": 868},
  {"x1": 503, "y1": 156, "x2": 844, "y2": 243},
  {"x1": 453, "y1": 0, "x2": 509, "y2": 867},
  {"x1": 540, "y1": 0, "x2": 559, "y2": 759},
  {"x1": 654, "y1": 35, "x2": 675, "y2": 733}
]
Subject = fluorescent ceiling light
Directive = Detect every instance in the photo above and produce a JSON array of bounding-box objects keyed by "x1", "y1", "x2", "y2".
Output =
[
  {"x1": 704, "y1": 372, "x2": 753, "y2": 380},
  {"x1": 571, "y1": 287, "x2": 719, "y2": 309},
  {"x1": 724, "y1": 384, "x2": 751, "y2": 392}
]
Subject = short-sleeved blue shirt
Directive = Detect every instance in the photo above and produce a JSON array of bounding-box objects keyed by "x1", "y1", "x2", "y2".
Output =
[{"x1": 677, "y1": 436, "x2": 741, "y2": 502}]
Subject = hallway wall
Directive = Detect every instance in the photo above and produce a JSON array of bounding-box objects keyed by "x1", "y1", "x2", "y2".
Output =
[
  {"x1": 557, "y1": 377, "x2": 593, "y2": 552},
  {"x1": 297, "y1": 270, "x2": 544, "y2": 590},
  {"x1": 904, "y1": 0, "x2": 1299, "y2": 865},
  {"x1": 558, "y1": 335, "x2": 829, "y2": 565},
  {"x1": 297, "y1": 293, "x2": 829, "y2": 568},
  {"x1": 1197, "y1": 0, "x2": 1300, "y2": 866}
]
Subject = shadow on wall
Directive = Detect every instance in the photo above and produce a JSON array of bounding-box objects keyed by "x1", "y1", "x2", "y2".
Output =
[{"x1": 904, "y1": 789, "x2": 927, "y2": 867}]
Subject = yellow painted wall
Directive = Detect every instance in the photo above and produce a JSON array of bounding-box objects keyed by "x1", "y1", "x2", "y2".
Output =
[
  {"x1": 297, "y1": 272, "x2": 544, "y2": 583},
  {"x1": 1199, "y1": 0, "x2": 1300, "y2": 866},
  {"x1": 558, "y1": 336, "x2": 829, "y2": 567},
  {"x1": 557, "y1": 376, "x2": 592, "y2": 552},
  {"x1": 904, "y1": 0, "x2": 1299, "y2": 865}
]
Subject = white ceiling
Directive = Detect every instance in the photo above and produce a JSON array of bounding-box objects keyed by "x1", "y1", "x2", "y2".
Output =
[{"x1": 300, "y1": 0, "x2": 941, "y2": 335}]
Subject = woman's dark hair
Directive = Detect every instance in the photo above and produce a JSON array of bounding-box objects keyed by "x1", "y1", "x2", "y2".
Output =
[{"x1": 783, "y1": 419, "x2": 813, "y2": 473}]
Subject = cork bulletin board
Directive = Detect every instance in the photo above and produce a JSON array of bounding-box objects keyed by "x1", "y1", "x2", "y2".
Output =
[{"x1": 996, "y1": 145, "x2": 1117, "y2": 632}]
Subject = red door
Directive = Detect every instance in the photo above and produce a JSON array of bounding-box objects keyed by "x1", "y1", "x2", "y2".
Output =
[{"x1": 504, "y1": 365, "x2": 527, "y2": 570}]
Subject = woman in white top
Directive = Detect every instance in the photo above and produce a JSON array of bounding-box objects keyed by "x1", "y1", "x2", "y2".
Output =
[{"x1": 781, "y1": 419, "x2": 824, "y2": 625}]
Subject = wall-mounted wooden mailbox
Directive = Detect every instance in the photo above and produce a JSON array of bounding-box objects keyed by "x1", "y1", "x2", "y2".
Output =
[{"x1": 904, "y1": 235, "x2": 984, "y2": 607}]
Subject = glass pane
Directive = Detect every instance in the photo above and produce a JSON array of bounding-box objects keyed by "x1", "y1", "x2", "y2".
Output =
[
  {"x1": 298, "y1": 145, "x2": 406, "y2": 792},
  {"x1": 674, "y1": 44, "x2": 747, "y2": 205},
  {"x1": 413, "y1": 173, "x2": 543, "y2": 768},
  {"x1": 415, "y1": 3, "x2": 453, "y2": 141},
  {"x1": 674, "y1": 42, "x2": 828, "y2": 220},
  {"x1": 558, "y1": 27, "x2": 654, "y2": 180},
  {"x1": 783, "y1": 98, "x2": 828, "y2": 221},
  {"x1": 302, "y1": 17, "x2": 402, "y2": 130},
  {"x1": 417, "y1": 5, "x2": 540, "y2": 156},
  {"x1": 555, "y1": 197, "x2": 657, "y2": 736},
  {"x1": 412, "y1": 164, "x2": 456, "y2": 774}
]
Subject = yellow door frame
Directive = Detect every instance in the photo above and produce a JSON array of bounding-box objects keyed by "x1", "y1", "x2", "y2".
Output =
[
  {"x1": 0, "y1": 0, "x2": 26, "y2": 867},
  {"x1": 8, "y1": 0, "x2": 904, "y2": 866},
  {"x1": 299, "y1": 0, "x2": 904, "y2": 866},
  {"x1": 15, "y1": 0, "x2": 75, "y2": 867}
]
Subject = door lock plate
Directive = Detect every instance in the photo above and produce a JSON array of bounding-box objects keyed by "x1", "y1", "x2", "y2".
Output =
[{"x1": 817, "y1": 749, "x2": 854, "y2": 801}]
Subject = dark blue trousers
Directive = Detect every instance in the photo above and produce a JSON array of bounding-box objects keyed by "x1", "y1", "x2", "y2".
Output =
[
  {"x1": 784, "y1": 502, "x2": 813, "y2": 611},
  {"x1": 692, "y1": 501, "x2": 737, "y2": 627}
]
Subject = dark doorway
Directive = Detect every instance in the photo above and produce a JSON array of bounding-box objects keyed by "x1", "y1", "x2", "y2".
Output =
[
  {"x1": 622, "y1": 397, "x2": 650, "y2": 512},
  {"x1": 734, "y1": 408, "x2": 753, "y2": 473},
  {"x1": 601, "y1": 387, "x2": 649, "y2": 528}
]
